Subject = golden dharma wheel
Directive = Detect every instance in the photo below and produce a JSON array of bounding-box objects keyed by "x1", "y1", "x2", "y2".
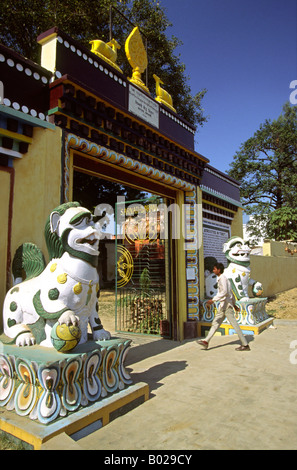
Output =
[{"x1": 125, "y1": 26, "x2": 148, "y2": 73}]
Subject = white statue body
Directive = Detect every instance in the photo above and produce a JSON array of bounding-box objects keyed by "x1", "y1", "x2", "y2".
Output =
[
  {"x1": 223, "y1": 236, "x2": 263, "y2": 301},
  {"x1": 3, "y1": 202, "x2": 111, "y2": 347}
]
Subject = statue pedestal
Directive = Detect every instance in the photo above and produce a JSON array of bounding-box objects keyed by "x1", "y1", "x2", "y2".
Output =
[
  {"x1": 198, "y1": 298, "x2": 274, "y2": 338},
  {"x1": 0, "y1": 337, "x2": 149, "y2": 448}
]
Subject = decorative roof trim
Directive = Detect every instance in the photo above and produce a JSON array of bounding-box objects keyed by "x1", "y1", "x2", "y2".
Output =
[
  {"x1": 205, "y1": 165, "x2": 240, "y2": 188},
  {"x1": 200, "y1": 184, "x2": 243, "y2": 208},
  {"x1": 160, "y1": 107, "x2": 195, "y2": 135},
  {"x1": 0, "y1": 104, "x2": 55, "y2": 129},
  {"x1": 64, "y1": 133, "x2": 195, "y2": 202}
]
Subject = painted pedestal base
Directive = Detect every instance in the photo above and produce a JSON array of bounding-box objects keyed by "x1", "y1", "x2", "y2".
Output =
[
  {"x1": 0, "y1": 382, "x2": 149, "y2": 449},
  {"x1": 198, "y1": 298, "x2": 274, "y2": 337},
  {"x1": 0, "y1": 337, "x2": 148, "y2": 448}
]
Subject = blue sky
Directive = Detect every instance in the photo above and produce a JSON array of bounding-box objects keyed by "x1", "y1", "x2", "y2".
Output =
[{"x1": 159, "y1": 0, "x2": 297, "y2": 174}]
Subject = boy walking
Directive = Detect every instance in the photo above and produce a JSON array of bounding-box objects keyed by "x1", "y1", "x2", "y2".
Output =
[{"x1": 198, "y1": 263, "x2": 250, "y2": 351}]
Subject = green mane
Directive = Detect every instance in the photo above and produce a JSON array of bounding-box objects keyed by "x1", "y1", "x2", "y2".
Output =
[
  {"x1": 12, "y1": 242, "x2": 46, "y2": 281},
  {"x1": 44, "y1": 201, "x2": 80, "y2": 260}
]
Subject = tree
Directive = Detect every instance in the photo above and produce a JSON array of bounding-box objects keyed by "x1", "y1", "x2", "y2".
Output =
[
  {"x1": 228, "y1": 102, "x2": 297, "y2": 243},
  {"x1": 0, "y1": 0, "x2": 207, "y2": 127}
]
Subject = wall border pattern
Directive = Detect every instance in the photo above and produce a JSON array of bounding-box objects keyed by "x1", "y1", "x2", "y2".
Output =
[{"x1": 64, "y1": 133, "x2": 195, "y2": 202}]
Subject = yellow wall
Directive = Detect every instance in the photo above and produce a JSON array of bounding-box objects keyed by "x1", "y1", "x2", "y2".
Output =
[
  {"x1": 9, "y1": 126, "x2": 62, "y2": 280},
  {"x1": 250, "y1": 255, "x2": 297, "y2": 297},
  {"x1": 262, "y1": 240, "x2": 296, "y2": 257},
  {"x1": 231, "y1": 207, "x2": 243, "y2": 238},
  {"x1": 250, "y1": 240, "x2": 297, "y2": 297}
]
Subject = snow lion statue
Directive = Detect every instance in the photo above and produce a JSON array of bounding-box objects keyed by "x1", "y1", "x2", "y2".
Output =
[
  {"x1": 2, "y1": 201, "x2": 111, "y2": 348},
  {"x1": 223, "y1": 236, "x2": 263, "y2": 301}
]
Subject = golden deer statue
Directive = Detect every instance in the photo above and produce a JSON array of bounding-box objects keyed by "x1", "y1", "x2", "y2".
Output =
[{"x1": 153, "y1": 74, "x2": 176, "y2": 113}]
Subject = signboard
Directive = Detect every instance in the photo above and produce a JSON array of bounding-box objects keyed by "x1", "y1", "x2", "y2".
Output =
[
  {"x1": 203, "y1": 222, "x2": 231, "y2": 266},
  {"x1": 128, "y1": 84, "x2": 159, "y2": 128}
]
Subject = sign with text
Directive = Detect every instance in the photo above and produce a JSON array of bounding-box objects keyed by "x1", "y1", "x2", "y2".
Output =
[
  {"x1": 203, "y1": 222, "x2": 231, "y2": 267},
  {"x1": 128, "y1": 85, "x2": 159, "y2": 128}
]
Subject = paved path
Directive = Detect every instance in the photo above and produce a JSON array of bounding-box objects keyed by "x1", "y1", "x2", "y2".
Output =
[{"x1": 42, "y1": 320, "x2": 297, "y2": 450}]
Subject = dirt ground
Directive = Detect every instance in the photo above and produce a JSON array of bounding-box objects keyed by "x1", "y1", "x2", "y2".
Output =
[
  {"x1": 266, "y1": 287, "x2": 297, "y2": 319},
  {"x1": 98, "y1": 287, "x2": 297, "y2": 334},
  {"x1": 98, "y1": 289, "x2": 117, "y2": 334}
]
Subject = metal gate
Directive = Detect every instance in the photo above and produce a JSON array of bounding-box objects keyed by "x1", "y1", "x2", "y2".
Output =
[{"x1": 115, "y1": 197, "x2": 171, "y2": 337}]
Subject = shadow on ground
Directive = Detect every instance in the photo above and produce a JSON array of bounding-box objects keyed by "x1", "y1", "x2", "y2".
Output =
[
  {"x1": 119, "y1": 335, "x2": 183, "y2": 365},
  {"x1": 127, "y1": 360, "x2": 188, "y2": 395}
]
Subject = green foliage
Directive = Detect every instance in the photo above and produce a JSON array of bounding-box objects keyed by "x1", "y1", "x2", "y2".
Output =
[
  {"x1": 268, "y1": 207, "x2": 297, "y2": 241},
  {"x1": 228, "y1": 102, "x2": 297, "y2": 242},
  {"x1": 0, "y1": 431, "x2": 28, "y2": 450},
  {"x1": 0, "y1": 0, "x2": 207, "y2": 126}
]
